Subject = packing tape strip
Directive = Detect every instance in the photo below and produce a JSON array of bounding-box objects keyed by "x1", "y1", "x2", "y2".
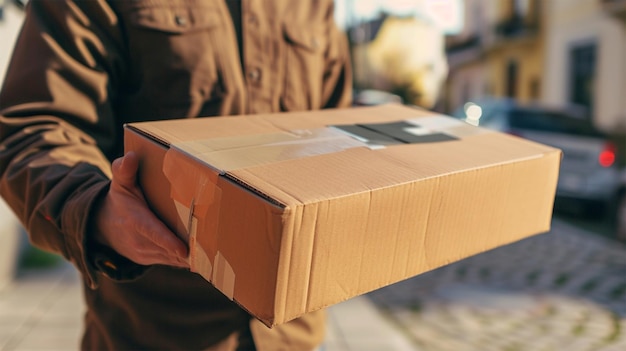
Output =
[
  {"x1": 212, "y1": 251, "x2": 235, "y2": 300},
  {"x1": 164, "y1": 145, "x2": 236, "y2": 299},
  {"x1": 181, "y1": 204, "x2": 213, "y2": 276},
  {"x1": 163, "y1": 147, "x2": 222, "y2": 266},
  {"x1": 170, "y1": 127, "x2": 368, "y2": 173},
  {"x1": 173, "y1": 198, "x2": 235, "y2": 299},
  {"x1": 168, "y1": 117, "x2": 484, "y2": 174}
]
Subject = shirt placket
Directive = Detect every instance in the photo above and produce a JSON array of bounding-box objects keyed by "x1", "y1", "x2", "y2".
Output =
[{"x1": 241, "y1": 1, "x2": 278, "y2": 114}]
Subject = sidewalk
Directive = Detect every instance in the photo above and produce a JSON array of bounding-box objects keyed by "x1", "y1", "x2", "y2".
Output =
[{"x1": 0, "y1": 260, "x2": 416, "y2": 351}]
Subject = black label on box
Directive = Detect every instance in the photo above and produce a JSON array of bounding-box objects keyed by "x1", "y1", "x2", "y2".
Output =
[{"x1": 332, "y1": 121, "x2": 458, "y2": 146}]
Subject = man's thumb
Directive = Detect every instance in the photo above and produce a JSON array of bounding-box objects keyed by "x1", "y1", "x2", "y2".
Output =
[{"x1": 112, "y1": 152, "x2": 139, "y2": 187}]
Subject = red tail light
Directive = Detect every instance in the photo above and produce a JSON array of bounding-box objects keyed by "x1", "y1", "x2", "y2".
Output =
[{"x1": 599, "y1": 142, "x2": 616, "y2": 167}]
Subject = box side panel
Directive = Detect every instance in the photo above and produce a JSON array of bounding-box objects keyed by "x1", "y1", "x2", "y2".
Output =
[
  {"x1": 275, "y1": 151, "x2": 560, "y2": 323},
  {"x1": 163, "y1": 149, "x2": 285, "y2": 325},
  {"x1": 125, "y1": 127, "x2": 284, "y2": 326},
  {"x1": 273, "y1": 180, "x2": 433, "y2": 325},
  {"x1": 209, "y1": 177, "x2": 284, "y2": 325}
]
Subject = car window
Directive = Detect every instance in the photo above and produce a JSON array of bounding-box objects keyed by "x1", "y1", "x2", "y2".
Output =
[{"x1": 508, "y1": 109, "x2": 604, "y2": 137}]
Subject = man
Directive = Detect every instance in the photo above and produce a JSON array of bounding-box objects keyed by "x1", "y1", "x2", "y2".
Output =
[{"x1": 0, "y1": 1, "x2": 352, "y2": 350}]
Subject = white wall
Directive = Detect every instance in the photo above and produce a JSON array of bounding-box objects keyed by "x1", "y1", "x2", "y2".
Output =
[
  {"x1": 0, "y1": 2, "x2": 24, "y2": 84},
  {"x1": 596, "y1": 17, "x2": 626, "y2": 131},
  {"x1": 543, "y1": 0, "x2": 602, "y2": 105},
  {"x1": 542, "y1": 0, "x2": 626, "y2": 132},
  {"x1": 0, "y1": 2, "x2": 25, "y2": 290}
]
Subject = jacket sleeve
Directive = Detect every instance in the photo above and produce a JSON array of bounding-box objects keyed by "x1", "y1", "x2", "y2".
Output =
[
  {"x1": 0, "y1": 0, "x2": 127, "y2": 288},
  {"x1": 321, "y1": 1, "x2": 353, "y2": 109}
]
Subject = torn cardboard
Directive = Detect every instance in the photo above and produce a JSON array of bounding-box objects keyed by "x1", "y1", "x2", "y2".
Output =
[{"x1": 123, "y1": 104, "x2": 561, "y2": 327}]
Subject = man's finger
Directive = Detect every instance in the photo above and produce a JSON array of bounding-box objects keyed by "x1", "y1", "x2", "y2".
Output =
[
  {"x1": 152, "y1": 251, "x2": 190, "y2": 269},
  {"x1": 130, "y1": 241, "x2": 189, "y2": 268},
  {"x1": 132, "y1": 208, "x2": 189, "y2": 258}
]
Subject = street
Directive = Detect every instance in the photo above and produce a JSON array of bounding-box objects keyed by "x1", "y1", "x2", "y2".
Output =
[{"x1": 554, "y1": 207, "x2": 617, "y2": 243}]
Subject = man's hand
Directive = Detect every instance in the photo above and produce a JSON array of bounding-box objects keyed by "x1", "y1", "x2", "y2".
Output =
[{"x1": 93, "y1": 152, "x2": 189, "y2": 268}]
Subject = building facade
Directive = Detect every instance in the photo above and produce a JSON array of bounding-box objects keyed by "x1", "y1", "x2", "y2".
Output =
[
  {"x1": 445, "y1": 0, "x2": 626, "y2": 132},
  {"x1": 543, "y1": 0, "x2": 626, "y2": 132},
  {"x1": 443, "y1": 0, "x2": 545, "y2": 112}
]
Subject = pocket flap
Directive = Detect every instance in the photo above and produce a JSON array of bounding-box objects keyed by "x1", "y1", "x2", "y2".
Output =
[
  {"x1": 130, "y1": 7, "x2": 221, "y2": 34},
  {"x1": 283, "y1": 23, "x2": 325, "y2": 52}
]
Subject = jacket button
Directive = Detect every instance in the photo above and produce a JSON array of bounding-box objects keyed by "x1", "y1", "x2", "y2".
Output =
[
  {"x1": 248, "y1": 68, "x2": 261, "y2": 82},
  {"x1": 175, "y1": 15, "x2": 187, "y2": 26}
]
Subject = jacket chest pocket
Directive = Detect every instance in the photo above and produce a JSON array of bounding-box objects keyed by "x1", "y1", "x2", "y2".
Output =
[
  {"x1": 281, "y1": 23, "x2": 327, "y2": 112},
  {"x1": 117, "y1": 1, "x2": 226, "y2": 117}
]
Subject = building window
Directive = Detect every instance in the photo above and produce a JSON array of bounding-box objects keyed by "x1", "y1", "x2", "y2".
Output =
[
  {"x1": 506, "y1": 60, "x2": 519, "y2": 98},
  {"x1": 569, "y1": 42, "x2": 596, "y2": 111},
  {"x1": 529, "y1": 78, "x2": 540, "y2": 100}
]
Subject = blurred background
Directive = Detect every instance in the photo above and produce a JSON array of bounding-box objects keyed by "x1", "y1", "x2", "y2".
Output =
[
  {"x1": 0, "y1": 1, "x2": 625, "y2": 350},
  {"x1": 335, "y1": 0, "x2": 626, "y2": 244},
  {"x1": 335, "y1": 2, "x2": 626, "y2": 348}
]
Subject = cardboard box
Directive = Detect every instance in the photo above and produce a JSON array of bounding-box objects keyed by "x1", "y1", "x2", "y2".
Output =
[{"x1": 124, "y1": 104, "x2": 561, "y2": 327}]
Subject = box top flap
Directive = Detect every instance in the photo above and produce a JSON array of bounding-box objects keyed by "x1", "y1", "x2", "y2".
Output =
[{"x1": 126, "y1": 104, "x2": 561, "y2": 206}]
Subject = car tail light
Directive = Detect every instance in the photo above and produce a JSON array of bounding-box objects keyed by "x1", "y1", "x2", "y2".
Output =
[{"x1": 599, "y1": 142, "x2": 616, "y2": 167}]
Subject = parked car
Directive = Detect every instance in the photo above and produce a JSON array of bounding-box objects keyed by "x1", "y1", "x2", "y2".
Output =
[
  {"x1": 617, "y1": 172, "x2": 626, "y2": 242},
  {"x1": 452, "y1": 98, "x2": 626, "y2": 240}
]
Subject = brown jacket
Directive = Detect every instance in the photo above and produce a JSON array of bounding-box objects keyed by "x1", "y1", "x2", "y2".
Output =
[{"x1": 0, "y1": 1, "x2": 352, "y2": 350}]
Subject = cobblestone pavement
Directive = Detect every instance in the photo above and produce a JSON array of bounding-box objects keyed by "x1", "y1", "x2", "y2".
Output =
[{"x1": 367, "y1": 219, "x2": 626, "y2": 351}]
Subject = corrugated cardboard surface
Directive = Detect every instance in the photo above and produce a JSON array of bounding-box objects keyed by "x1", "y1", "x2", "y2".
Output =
[{"x1": 124, "y1": 104, "x2": 561, "y2": 327}]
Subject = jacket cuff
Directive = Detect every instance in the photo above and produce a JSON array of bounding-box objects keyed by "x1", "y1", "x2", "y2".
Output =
[
  {"x1": 89, "y1": 241, "x2": 151, "y2": 282},
  {"x1": 61, "y1": 174, "x2": 149, "y2": 289},
  {"x1": 60, "y1": 177, "x2": 108, "y2": 288}
]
